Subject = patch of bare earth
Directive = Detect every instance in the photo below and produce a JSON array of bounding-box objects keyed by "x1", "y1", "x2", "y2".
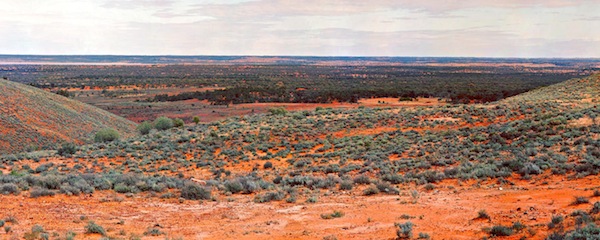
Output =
[{"x1": 1, "y1": 176, "x2": 599, "y2": 239}]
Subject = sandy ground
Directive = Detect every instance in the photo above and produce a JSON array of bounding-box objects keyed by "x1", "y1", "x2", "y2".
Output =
[{"x1": 1, "y1": 175, "x2": 598, "y2": 239}]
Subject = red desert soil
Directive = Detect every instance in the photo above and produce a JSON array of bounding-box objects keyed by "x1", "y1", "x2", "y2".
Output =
[{"x1": 1, "y1": 175, "x2": 598, "y2": 239}]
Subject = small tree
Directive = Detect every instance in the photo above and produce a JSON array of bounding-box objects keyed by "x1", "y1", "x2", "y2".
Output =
[
  {"x1": 137, "y1": 121, "x2": 153, "y2": 135},
  {"x1": 153, "y1": 116, "x2": 174, "y2": 131},
  {"x1": 193, "y1": 116, "x2": 200, "y2": 125},
  {"x1": 94, "y1": 128, "x2": 119, "y2": 143}
]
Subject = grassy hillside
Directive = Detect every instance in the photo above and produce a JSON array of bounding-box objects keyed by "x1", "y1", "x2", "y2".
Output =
[
  {"x1": 0, "y1": 79, "x2": 137, "y2": 154},
  {"x1": 503, "y1": 73, "x2": 600, "y2": 104}
]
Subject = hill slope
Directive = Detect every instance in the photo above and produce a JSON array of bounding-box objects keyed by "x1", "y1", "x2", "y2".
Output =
[
  {"x1": 502, "y1": 73, "x2": 600, "y2": 104},
  {"x1": 0, "y1": 78, "x2": 136, "y2": 154}
]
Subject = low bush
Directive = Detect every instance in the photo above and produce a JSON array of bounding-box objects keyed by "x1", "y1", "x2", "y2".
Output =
[
  {"x1": 512, "y1": 221, "x2": 526, "y2": 232},
  {"x1": 395, "y1": 222, "x2": 413, "y2": 239},
  {"x1": 94, "y1": 128, "x2": 120, "y2": 143},
  {"x1": 144, "y1": 228, "x2": 164, "y2": 236},
  {"x1": 30, "y1": 187, "x2": 56, "y2": 198},
  {"x1": 376, "y1": 181, "x2": 400, "y2": 194},
  {"x1": 180, "y1": 183, "x2": 211, "y2": 200},
  {"x1": 154, "y1": 117, "x2": 174, "y2": 131},
  {"x1": 0, "y1": 183, "x2": 20, "y2": 195},
  {"x1": 173, "y1": 118, "x2": 185, "y2": 128},
  {"x1": 489, "y1": 225, "x2": 513, "y2": 236},
  {"x1": 85, "y1": 221, "x2": 106, "y2": 235},
  {"x1": 477, "y1": 210, "x2": 490, "y2": 220},
  {"x1": 363, "y1": 185, "x2": 380, "y2": 196},
  {"x1": 417, "y1": 232, "x2": 430, "y2": 239},
  {"x1": 137, "y1": 121, "x2": 153, "y2": 135},
  {"x1": 254, "y1": 191, "x2": 285, "y2": 203},
  {"x1": 566, "y1": 223, "x2": 600, "y2": 238},
  {"x1": 263, "y1": 161, "x2": 273, "y2": 169},
  {"x1": 572, "y1": 196, "x2": 590, "y2": 205},
  {"x1": 590, "y1": 202, "x2": 600, "y2": 214},
  {"x1": 353, "y1": 175, "x2": 371, "y2": 185},
  {"x1": 268, "y1": 107, "x2": 288, "y2": 115},
  {"x1": 339, "y1": 180, "x2": 353, "y2": 191},
  {"x1": 57, "y1": 142, "x2": 77, "y2": 156},
  {"x1": 321, "y1": 211, "x2": 344, "y2": 219}
]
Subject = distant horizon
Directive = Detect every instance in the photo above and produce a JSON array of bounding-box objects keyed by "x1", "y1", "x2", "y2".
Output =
[{"x1": 1, "y1": 54, "x2": 599, "y2": 60}]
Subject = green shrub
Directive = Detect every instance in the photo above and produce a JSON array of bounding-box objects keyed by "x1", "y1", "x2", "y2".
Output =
[
  {"x1": 477, "y1": 210, "x2": 490, "y2": 220},
  {"x1": 268, "y1": 107, "x2": 288, "y2": 115},
  {"x1": 512, "y1": 221, "x2": 526, "y2": 232},
  {"x1": 172, "y1": 118, "x2": 185, "y2": 128},
  {"x1": 193, "y1": 116, "x2": 200, "y2": 124},
  {"x1": 113, "y1": 183, "x2": 132, "y2": 193},
  {"x1": 254, "y1": 191, "x2": 285, "y2": 203},
  {"x1": 590, "y1": 202, "x2": 600, "y2": 214},
  {"x1": 321, "y1": 211, "x2": 344, "y2": 219},
  {"x1": 57, "y1": 142, "x2": 77, "y2": 156},
  {"x1": 144, "y1": 228, "x2": 163, "y2": 236},
  {"x1": 30, "y1": 187, "x2": 56, "y2": 198},
  {"x1": 339, "y1": 180, "x2": 353, "y2": 191},
  {"x1": 263, "y1": 161, "x2": 273, "y2": 169},
  {"x1": 180, "y1": 183, "x2": 211, "y2": 200},
  {"x1": 564, "y1": 223, "x2": 600, "y2": 239},
  {"x1": 376, "y1": 181, "x2": 400, "y2": 194},
  {"x1": 24, "y1": 224, "x2": 46, "y2": 240},
  {"x1": 0, "y1": 183, "x2": 20, "y2": 195},
  {"x1": 353, "y1": 175, "x2": 371, "y2": 184},
  {"x1": 94, "y1": 128, "x2": 120, "y2": 143},
  {"x1": 224, "y1": 177, "x2": 260, "y2": 194},
  {"x1": 395, "y1": 222, "x2": 413, "y2": 239},
  {"x1": 4, "y1": 216, "x2": 17, "y2": 224},
  {"x1": 572, "y1": 196, "x2": 590, "y2": 205},
  {"x1": 137, "y1": 121, "x2": 153, "y2": 135},
  {"x1": 363, "y1": 186, "x2": 380, "y2": 196},
  {"x1": 306, "y1": 195, "x2": 318, "y2": 203},
  {"x1": 417, "y1": 232, "x2": 430, "y2": 239},
  {"x1": 489, "y1": 225, "x2": 513, "y2": 236},
  {"x1": 551, "y1": 215, "x2": 564, "y2": 224},
  {"x1": 85, "y1": 221, "x2": 106, "y2": 235},
  {"x1": 64, "y1": 231, "x2": 76, "y2": 240},
  {"x1": 322, "y1": 235, "x2": 337, "y2": 240},
  {"x1": 154, "y1": 116, "x2": 174, "y2": 131}
]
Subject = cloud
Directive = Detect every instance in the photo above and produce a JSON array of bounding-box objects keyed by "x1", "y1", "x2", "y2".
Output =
[
  {"x1": 576, "y1": 16, "x2": 600, "y2": 21},
  {"x1": 102, "y1": 0, "x2": 175, "y2": 9},
  {"x1": 183, "y1": 0, "x2": 596, "y2": 19},
  {"x1": 0, "y1": 0, "x2": 598, "y2": 57}
]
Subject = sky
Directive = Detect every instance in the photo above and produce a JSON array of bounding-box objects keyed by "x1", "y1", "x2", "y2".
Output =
[{"x1": 0, "y1": 0, "x2": 599, "y2": 57}]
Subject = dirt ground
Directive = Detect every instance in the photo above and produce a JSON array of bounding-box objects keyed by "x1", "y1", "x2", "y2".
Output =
[{"x1": 1, "y1": 175, "x2": 598, "y2": 239}]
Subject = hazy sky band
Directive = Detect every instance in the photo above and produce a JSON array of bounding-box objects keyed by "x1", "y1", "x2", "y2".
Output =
[{"x1": 1, "y1": 0, "x2": 598, "y2": 57}]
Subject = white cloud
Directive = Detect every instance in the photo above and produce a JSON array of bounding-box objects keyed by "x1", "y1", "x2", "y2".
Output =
[{"x1": 0, "y1": 0, "x2": 598, "y2": 56}]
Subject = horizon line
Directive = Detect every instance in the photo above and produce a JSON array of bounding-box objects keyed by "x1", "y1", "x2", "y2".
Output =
[{"x1": 1, "y1": 54, "x2": 599, "y2": 60}]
